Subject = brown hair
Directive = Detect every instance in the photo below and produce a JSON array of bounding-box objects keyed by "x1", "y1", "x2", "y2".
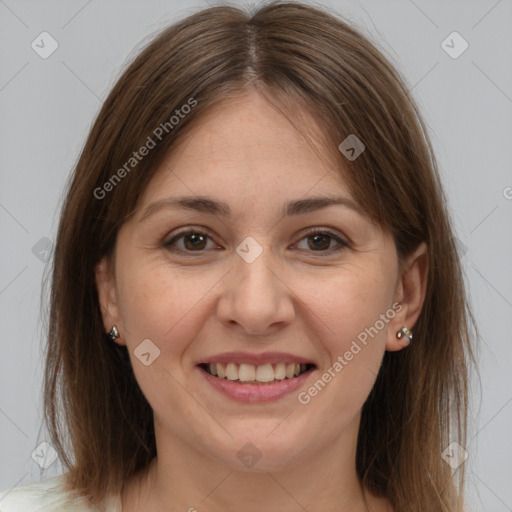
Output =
[{"x1": 42, "y1": 2, "x2": 477, "y2": 510}]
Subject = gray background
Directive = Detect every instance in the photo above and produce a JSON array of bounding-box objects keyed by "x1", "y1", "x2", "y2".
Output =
[{"x1": 1, "y1": 0, "x2": 511, "y2": 510}]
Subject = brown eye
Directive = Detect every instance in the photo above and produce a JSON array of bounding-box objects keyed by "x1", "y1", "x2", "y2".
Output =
[
  {"x1": 165, "y1": 230, "x2": 218, "y2": 253},
  {"x1": 183, "y1": 233, "x2": 208, "y2": 250},
  {"x1": 307, "y1": 233, "x2": 332, "y2": 251},
  {"x1": 295, "y1": 230, "x2": 348, "y2": 254}
]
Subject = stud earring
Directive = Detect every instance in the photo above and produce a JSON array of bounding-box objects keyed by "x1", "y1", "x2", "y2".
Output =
[
  {"x1": 108, "y1": 326, "x2": 120, "y2": 342},
  {"x1": 396, "y1": 327, "x2": 413, "y2": 344}
]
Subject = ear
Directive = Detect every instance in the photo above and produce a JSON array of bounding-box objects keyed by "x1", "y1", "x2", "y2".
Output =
[
  {"x1": 95, "y1": 256, "x2": 125, "y2": 345},
  {"x1": 386, "y1": 241, "x2": 429, "y2": 352}
]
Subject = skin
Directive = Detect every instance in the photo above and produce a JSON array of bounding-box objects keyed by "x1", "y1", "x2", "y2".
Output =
[{"x1": 96, "y1": 89, "x2": 428, "y2": 512}]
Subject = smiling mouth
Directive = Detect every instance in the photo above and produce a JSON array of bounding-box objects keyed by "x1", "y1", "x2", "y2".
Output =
[{"x1": 198, "y1": 362, "x2": 315, "y2": 385}]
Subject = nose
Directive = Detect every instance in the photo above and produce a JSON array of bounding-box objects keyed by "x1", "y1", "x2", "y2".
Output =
[{"x1": 216, "y1": 246, "x2": 296, "y2": 336}]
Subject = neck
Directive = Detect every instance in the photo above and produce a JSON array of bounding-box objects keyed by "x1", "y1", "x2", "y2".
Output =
[{"x1": 121, "y1": 416, "x2": 389, "y2": 512}]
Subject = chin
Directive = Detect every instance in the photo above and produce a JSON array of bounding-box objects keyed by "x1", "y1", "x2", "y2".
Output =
[{"x1": 206, "y1": 430, "x2": 307, "y2": 472}]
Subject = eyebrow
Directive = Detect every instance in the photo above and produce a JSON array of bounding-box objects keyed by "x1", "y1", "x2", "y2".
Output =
[{"x1": 139, "y1": 194, "x2": 366, "y2": 222}]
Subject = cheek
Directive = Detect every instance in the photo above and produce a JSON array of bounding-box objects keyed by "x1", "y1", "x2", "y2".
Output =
[
  {"x1": 296, "y1": 263, "x2": 395, "y2": 407},
  {"x1": 116, "y1": 259, "x2": 221, "y2": 354},
  {"x1": 295, "y1": 274, "x2": 393, "y2": 431},
  {"x1": 307, "y1": 262, "x2": 395, "y2": 346},
  {"x1": 114, "y1": 261, "x2": 214, "y2": 409}
]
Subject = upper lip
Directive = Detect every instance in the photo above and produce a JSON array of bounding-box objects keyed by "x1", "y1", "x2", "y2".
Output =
[{"x1": 197, "y1": 351, "x2": 316, "y2": 366}]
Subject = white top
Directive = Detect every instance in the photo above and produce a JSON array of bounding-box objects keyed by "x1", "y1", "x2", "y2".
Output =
[{"x1": 0, "y1": 474, "x2": 122, "y2": 512}]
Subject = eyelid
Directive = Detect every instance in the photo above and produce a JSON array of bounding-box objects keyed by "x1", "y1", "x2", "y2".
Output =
[
  {"x1": 297, "y1": 227, "x2": 349, "y2": 246},
  {"x1": 164, "y1": 225, "x2": 212, "y2": 242}
]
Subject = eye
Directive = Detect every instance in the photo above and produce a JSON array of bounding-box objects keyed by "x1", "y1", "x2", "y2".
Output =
[
  {"x1": 164, "y1": 229, "x2": 219, "y2": 253},
  {"x1": 294, "y1": 229, "x2": 348, "y2": 254},
  {"x1": 163, "y1": 227, "x2": 349, "y2": 255}
]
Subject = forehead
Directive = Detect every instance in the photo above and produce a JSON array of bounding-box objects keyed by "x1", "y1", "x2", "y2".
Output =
[{"x1": 139, "y1": 90, "x2": 351, "y2": 208}]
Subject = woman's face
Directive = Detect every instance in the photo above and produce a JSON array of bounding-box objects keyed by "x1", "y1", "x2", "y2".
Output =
[{"x1": 96, "y1": 89, "x2": 425, "y2": 471}]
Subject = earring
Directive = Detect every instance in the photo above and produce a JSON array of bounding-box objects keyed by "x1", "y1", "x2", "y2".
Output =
[
  {"x1": 108, "y1": 326, "x2": 120, "y2": 342},
  {"x1": 396, "y1": 327, "x2": 413, "y2": 343}
]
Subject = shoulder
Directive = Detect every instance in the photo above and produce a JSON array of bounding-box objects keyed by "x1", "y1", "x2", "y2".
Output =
[{"x1": 0, "y1": 473, "x2": 119, "y2": 512}]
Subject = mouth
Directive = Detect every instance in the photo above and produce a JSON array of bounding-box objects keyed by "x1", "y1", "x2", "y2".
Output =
[
  {"x1": 198, "y1": 362, "x2": 316, "y2": 385},
  {"x1": 196, "y1": 351, "x2": 317, "y2": 403}
]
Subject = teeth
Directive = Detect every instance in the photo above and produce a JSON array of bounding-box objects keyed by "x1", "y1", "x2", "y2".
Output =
[
  {"x1": 238, "y1": 363, "x2": 256, "y2": 382},
  {"x1": 225, "y1": 362, "x2": 238, "y2": 381},
  {"x1": 205, "y1": 362, "x2": 310, "y2": 383},
  {"x1": 256, "y1": 364, "x2": 274, "y2": 382},
  {"x1": 274, "y1": 363, "x2": 286, "y2": 380}
]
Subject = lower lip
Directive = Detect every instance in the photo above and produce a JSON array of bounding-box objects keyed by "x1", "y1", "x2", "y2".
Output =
[{"x1": 198, "y1": 366, "x2": 314, "y2": 403}]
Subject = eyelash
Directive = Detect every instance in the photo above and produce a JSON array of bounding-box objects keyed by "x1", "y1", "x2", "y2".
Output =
[{"x1": 163, "y1": 227, "x2": 349, "y2": 256}]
